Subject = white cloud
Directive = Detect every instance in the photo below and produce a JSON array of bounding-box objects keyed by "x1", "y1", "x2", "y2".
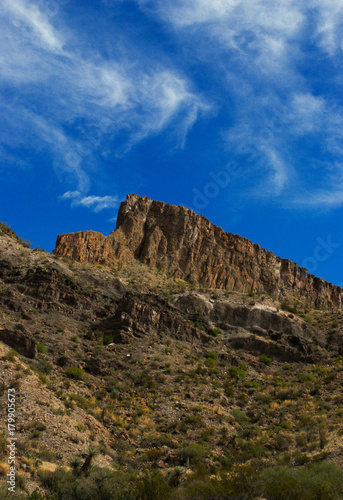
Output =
[
  {"x1": 224, "y1": 119, "x2": 291, "y2": 197},
  {"x1": 78, "y1": 195, "x2": 119, "y2": 212},
  {"x1": 2, "y1": 0, "x2": 343, "y2": 215},
  {"x1": 311, "y1": 0, "x2": 343, "y2": 56},
  {"x1": 127, "y1": 70, "x2": 210, "y2": 147},
  {"x1": 288, "y1": 93, "x2": 326, "y2": 134},
  {"x1": 293, "y1": 188, "x2": 343, "y2": 209},
  {"x1": 137, "y1": 0, "x2": 239, "y2": 28},
  {"x1": 0, "y1": 0, "x2": 210, "y2": 202},
  {"x1": 60, "y1": 192, "x2": 119, "y2": 212},
  {"x1": 137, "y1": 0, "x2": 343, "y2": 209},
  {"x1": 2, "y1": 0, "x2": 64, "y2": 51},
  {"x1": 60, "y1": 191, "x2": 81, "y2": 200}
]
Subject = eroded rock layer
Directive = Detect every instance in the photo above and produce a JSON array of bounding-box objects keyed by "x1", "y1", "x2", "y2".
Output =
[{"x1": 54, "y1": 194, "x2": 343, "y2": 309}]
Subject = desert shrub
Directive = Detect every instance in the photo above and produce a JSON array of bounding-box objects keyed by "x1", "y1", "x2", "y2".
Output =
[
  {"x1": 34, "y1": 422, "x2": 47, "y2": 432},
  {"x1": 177, "y1": 444, "x2": 207, "y2": 465},
  {"x1": 244, "y1": 380, "x2": 259, "y2": 389},
  {"x1": 298, "y1": 372, "x2": 314, "y2": 382},
  {"x1": 260, "y1": 354, "x2": 272, "y2": 366},
  {"x1": 75, "y1": 424, "x2": 87, "y2": 433},
  {"x1": 231, "y1": 409, "x2": 250, "y2": 426},
  {"x1": 103, "y1": 335, "x2": 113, "y2": 346},
  {"x1": 142, "y1": 435, "x2": 176, "y2": 449},
  {"x1": 38, "y1": 447, "x2": 59, "y2": 462},
  {"x1": 39, "y1": 466, "x2": 136, "y2": 500},
  {"x1": 206, "y1": 351, "x2": 218, "y2": 361},
  {"x1": 131, "y1": 371, "x2": 155, "y2": 389},
  {"x1": 184, "y1": 414, "x2": 204, "y2": 427},
  {"x1": 212, "y1": 328, "x2": 222, "y2": 337},
  {"x1": 228, "y1": 366, "x2": 246, "y2": 378},
  {"x1": 180, "y1": 462, "x2": 343, "y2": 499},
  {"x1": 3, "y1": 349, "x2": 17, "y2": 361},
  {"x1": 223, "y1": 381, "x2": 234, "y2": 396},
  {"x1": 299, "y1": 313, "x2": 313, "y2": 324},
  {"x1": 37, "y1": 343, "x2": 48, "y2": 354},
  {"x1": 69, "y1": 394, "x2": 93, "y2": 411},
  {"x1": 205, "y1": 357, "x2": 216, "y2": 367},
  {"x1": 39, "y1": 361, "x2": 52, "y2": 375},
  {"x1": 66, "y1": 367, "x2": 85, "y2": 380},
  {"x1": 273, "y1": 433, "x2": 293, "y2": 451},
  {"x1": 0, "y1": 221, "x2": 31, "y2": 248},
  {"x1": 260, "y1": 462, "x2": 343, "y2": 500},
  {"x1": 133, "y1": 471, "x2": 173, "y2": 499},
  {"x1": 281, "y1": 301, "x2": 297, "y2": 314}
]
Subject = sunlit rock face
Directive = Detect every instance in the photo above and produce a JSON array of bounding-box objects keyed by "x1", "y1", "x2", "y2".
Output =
[{"x1": 54, "y1": 194, "x2": 343, "y2": 309}]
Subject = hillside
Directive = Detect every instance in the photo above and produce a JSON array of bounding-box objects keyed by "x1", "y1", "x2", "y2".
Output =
[{"x1": 0, "y1": 205, "x2": 343, "y2": 499}]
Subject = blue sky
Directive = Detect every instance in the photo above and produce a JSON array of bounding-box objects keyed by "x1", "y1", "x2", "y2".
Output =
[{"x1": 1, "y1": 0, "x2": 343, "y2": 286}]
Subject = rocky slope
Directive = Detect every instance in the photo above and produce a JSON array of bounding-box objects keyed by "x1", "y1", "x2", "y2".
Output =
[
  {"x1": 54, "y1": 194, "x2": 343, "y2": 310},
  {"x1": 1, "y1": 224, "x2": 343, "y2": 498}
]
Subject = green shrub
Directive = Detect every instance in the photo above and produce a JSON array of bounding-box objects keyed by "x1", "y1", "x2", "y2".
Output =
[
  {"x1": 35, "y1": 422, "x2": 47, "y2": 432},
  {"x1": 299, "y1": 313, "x2": 313, "y2": 324},
  {"x1": 281, "y1": 301, "x2": 297, "y2": 314},
  {"x1": 260, "y1": 462, "x2": 343, "y2": 500},
  {"x1": 66, "y1": 366, "x2": 85, "y2": 380},
  {"x1": 37, "y1": 343, "x2": 48, "y2": 354},
  {"x1": 0, "y1": 221, "x2": 31, "y2": 247},
  {"x1": 69, "y1": 394, "x2": 93, "y2": 411},
  {"x1": 38, "y1": 372, "x2": 50, "y2": 385},
  {"x1": 223, "y1": 381, "x2": 234, "y2": 397},
  {"x1": 205, "y1": 351, "x2": 218, "y2": 367},
  {"x1": 2, "y1": 349, "x2": 17, "y2": 361},
  {"x1": 244, "y1": 380, "x2": 259, "y2": 389},
  {"x1": 177, "y1": 443, "x2": 207, "y2": 465},
  {"x1": 134, "y1": 471, "x2": 173, "y2": 499},
  {"x1": 75, "y1": 424, "x2": 87, "y2": 433},
  {"x1": 39, "y1": 466, "x2": 137, "y2": 500},
  {"x1": 39, "y1": 361, "x2": 52, "y2": 374},
  {"x1": 184, "y1": 414, "x2": 204, "y2": 427},
  {"x1": 260, "y1": 354, "x2": 272, "y2": 366},
  {"x1": 212, "y1": 328, "x2": 222, "y2": 337},
  {"x1": 228, "y1": 366, "x2": 246, "y2": 378},
  {"x1": 38, "y1": 447, "x2": 59, "y2": 462},
  {"x1": 231, "y1": 409, "x2": 250, "y2": 425},
  {"x1": 103, "y1": 335, "x2": 113, "y2": 346}
]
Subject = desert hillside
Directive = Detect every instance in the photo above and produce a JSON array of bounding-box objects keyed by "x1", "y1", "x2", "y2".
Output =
[{"x1": 0, "y1": 202, "x2": 343, "y2": 499}]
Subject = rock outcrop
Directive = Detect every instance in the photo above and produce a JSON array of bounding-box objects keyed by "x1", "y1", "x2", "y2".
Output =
[
  {"x1": 54, "y1": 194, "x2": 343, "y2": 309},
  {"x1": 0, "y1": 324, "x2": 36, "y2": 358}
]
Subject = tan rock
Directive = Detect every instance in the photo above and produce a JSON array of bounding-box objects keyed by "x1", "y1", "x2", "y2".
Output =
[{"x1": 54, "y1": 194, "x2": 343, "y2": 309}]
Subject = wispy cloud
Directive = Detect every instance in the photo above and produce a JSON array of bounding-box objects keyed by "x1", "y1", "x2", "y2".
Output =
[
  {"x1": 312, "y1": 0, "x2": 343, "y2": 56},
  {"x1": 0, "y1": 0, "x2": 210, "y2": 205},
  {"x1": 136, "y1": 0, "x2": 343, "y2": 207},
  {"x1": 2, "y1": 0, "x2": 343, "y2": 214},
  {"x1": 2, "y1": 0, "x2": 64, "y2": 51},
  {"x1": 60, "y1": 191, "x2": 119, "y2": 212}
]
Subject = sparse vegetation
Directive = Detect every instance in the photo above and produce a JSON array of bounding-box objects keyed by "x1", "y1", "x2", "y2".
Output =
[
  {"x1": 1, "y1": 221, "x2": 343, "y2": 499},
  {"x1": 0, "y1": 221, "x2": 31, "y2": 247}
]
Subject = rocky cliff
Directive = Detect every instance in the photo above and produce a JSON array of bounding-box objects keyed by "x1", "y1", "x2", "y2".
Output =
[{"x1": 54, "y1": 194, "x2": 343, "y2": 309}]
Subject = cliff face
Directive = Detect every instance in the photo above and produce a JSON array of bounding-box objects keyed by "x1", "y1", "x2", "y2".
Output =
[{"x1": 54, "y1": 194, "x2": 343, "y2": 309}]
